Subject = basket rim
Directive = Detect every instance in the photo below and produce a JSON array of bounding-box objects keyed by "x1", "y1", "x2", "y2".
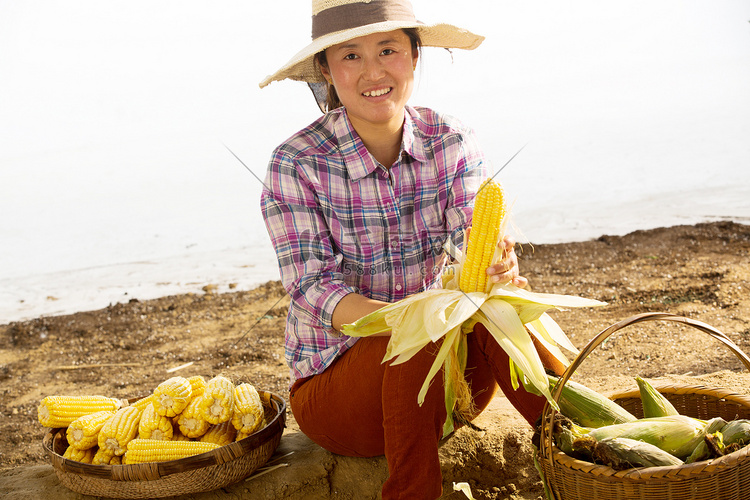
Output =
[{"x1": 42, "y1": 390, "x2": 286, "y2": 481}]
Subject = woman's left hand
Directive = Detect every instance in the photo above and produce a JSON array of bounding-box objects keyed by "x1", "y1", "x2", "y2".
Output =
[{"x1": 486, "y1": 235, "x2": 528, "y2": 288}]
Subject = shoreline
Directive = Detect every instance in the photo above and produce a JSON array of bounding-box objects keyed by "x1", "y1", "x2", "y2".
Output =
[{"x1": 2, "y1": 219, "x2": 748, "y2": 326}]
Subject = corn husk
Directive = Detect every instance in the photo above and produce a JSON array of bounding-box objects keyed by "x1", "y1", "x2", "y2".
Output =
[
  {"x1": 593, "y1": 437, "x2": 685, "y2": 469},
  {"x1": 548, "y1": 375, "x2": 637, "y2": 428},
  {"x1": 636, "y1": 376, "x2": 679, "y2": 418},
  {"x1": 587, "y1": 415, "x2": 726, "y2": 460}
]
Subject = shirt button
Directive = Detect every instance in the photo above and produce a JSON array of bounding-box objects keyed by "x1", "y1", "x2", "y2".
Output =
[
  {"x1": 391, "y1": 238, "x2": 399, "y2": 248},
  {"x1": 395, "y1": 284, "x2": 402, "y2": 291}
]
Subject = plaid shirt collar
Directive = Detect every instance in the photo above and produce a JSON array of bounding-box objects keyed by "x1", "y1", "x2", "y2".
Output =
[{"x1": 332, "y1": 106, "x2": 429, "y2": 180}]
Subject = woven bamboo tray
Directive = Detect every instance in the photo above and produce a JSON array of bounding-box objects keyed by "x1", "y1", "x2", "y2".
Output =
[
  {"x1": 43, "y1": 390, "x2": 286, "y2": 499},
  {"x1": 538, "y1": 312, "x2": 750, "y2": 500}
]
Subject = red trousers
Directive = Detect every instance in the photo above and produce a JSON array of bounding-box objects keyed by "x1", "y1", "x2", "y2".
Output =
[{"x1": 290, "y1": 323, "x2": 549, "y2": 499}]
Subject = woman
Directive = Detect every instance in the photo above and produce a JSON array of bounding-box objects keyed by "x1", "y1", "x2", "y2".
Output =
[{"x1": 259, "y1": 1, "x2": 554, "y2": 498}]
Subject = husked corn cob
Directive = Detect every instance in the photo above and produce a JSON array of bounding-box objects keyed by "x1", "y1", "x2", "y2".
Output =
[
  {"x1": 232, "y1": 383, "x2": 264, "y2": 434},
  {"x1": 636, "y1": 376, "x2": 679, "y2": 418},
  {"x1": 66, "y1": 410, "x2": 115, "y2": 450},
  {"x1": 459, "y1": 179, "x2": 506, "y2": 293},
  {"x1": 92, "y1": 447, "x2": 116, "y2": 465},
  {"x1": 187, "y1": 375, "x2": 207, "y2": 401},
  {"x1": 171, "y1": 429, "x2": 191, "y2": 441},
  {"x1": 129, "y1": 394, "x2": 157, "y2": 412},
  {"x1": 201, "y1": 421, "x2": 237, "y2": 446},
  {"x1": 198, "y1": 376, "x2": 235, "y2": 424},
  {"x1": 176, "y1": 397, "x2": 211, "y2": 438},
  {"x1": 98, "y1": 406, "x2": 141, "y2": 456},
  {"x1": 63, "y1": 445, "x2": 97, "y2": 464},
  {"x1": 38, "y1": 395, "x2": 123, "y2": 428},
  {"x1": 549, "y1": 375, "x2": 637, "y2": 428},
  {"x1": 124, "y1": 438, "x2": 220, "y2": 464},
  {"x1": 153, "y1": 376, "x2": 192, "y2": 417},
  {"x1": 593, "y1": 437, "x2": 684, "y2": 469},
  {"x1": 138, "y1": 402, "x2": 174, "y2": 441}
]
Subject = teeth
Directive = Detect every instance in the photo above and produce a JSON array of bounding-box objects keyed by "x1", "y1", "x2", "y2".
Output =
[{"x1": 363, "y1": 88, "x2": 391, "y2": 97}]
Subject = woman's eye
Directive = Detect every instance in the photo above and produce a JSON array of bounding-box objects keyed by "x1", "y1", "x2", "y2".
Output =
[
  {"x1": 381, "y1": 48, "x2": 395, "y2": 56},
  {"x1": 344, "y1": 53, "x2": 358, "y2": 60}
]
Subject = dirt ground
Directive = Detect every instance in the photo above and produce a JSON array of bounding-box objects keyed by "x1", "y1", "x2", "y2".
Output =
[{"x1": 1, "y1": 220, "x2": 750, "y2": 499}]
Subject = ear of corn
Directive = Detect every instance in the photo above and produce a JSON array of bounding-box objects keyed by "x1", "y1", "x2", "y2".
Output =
[
  {"x1": 587, "y1": 415, "x2": 726, "y2": 460},
  {"x1": 123, "y1": 438, "x2": 220, "y2": 464},
  {"x1": 549, "y1": 375, "x2": 637, "y2": 428},
  {"x1": 129, "y1": 394, "x2": 157, "y2": 412},
  {"x1": 198, "y1": 376, "x2": 235, "y2": 424},
  {"x1": 636, "y1": 376, "x2": 680, "y2": 418},
  {"x1": 593, "y1": 437, "x2": 685, "y2": 469},
  {"x1": 176, "y1": 397, "x2": 211, "y2": 438},
  {"x1": 66, "y1": 410, "x2": 115, "y2": 450},
  {"x1": 153, "y1": 376, "x2": 192, "y2": 417},
  {"x1": 720, "y1": 419, "x2": 750, "y2": 447},
  {"x1": 38, "y1": 395, "x2": 123, "y2": 428},
  {"x1": 231, "y1": 383, "x2": 264, "y2": 434},
  {"x1": 63, "y1": 445, "x2": 97, "y2": 464},
  {"x1": 138, "y1": 402, "x2": 174, "y2": 441},
  {"x1": 459, "y1": 179, "x2": 506, "y2": 293},
  {"x1": 97, "y1": 406, "x2": 142, "y2": 456},
  {"x1": 200, "y1": 421, "x2": 237, "y2": 446},
  {"x1": 186, "y1": 375, "x2": 207, "y2": 401},
  {"x1": 92, "y1": 447, "x2": 116, "y2": 465}
]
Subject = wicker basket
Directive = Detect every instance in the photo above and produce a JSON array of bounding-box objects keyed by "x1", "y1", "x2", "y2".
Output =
[
  {"x1": 538, "y1": 312, "x2": 750, "y2": 500},
  {"x1": 43, "y1": 390, "x2": 286, "y2": 499}
]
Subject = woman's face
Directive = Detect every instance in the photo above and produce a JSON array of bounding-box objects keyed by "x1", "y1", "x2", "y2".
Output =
[{"x1": 320, "y1": 30, "x2": 418, "y2": 131}]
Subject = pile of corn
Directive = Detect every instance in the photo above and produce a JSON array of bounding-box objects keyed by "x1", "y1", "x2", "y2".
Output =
[
  {"x1": 545, "y1": 375, "x2": 750, "y2": 470},
  {"x1": 38, "y1": 375, "x2": 267, "y2": 465}
]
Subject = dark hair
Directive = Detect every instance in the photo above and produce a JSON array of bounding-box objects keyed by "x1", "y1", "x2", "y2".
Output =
[{"x1": 314, "y1": 28, "x2": 423, "y2": 112}]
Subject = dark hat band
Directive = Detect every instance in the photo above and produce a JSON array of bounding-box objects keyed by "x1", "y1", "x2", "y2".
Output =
[{"x1": 312, "y1": 0, "x2": 417, "y2": 40}]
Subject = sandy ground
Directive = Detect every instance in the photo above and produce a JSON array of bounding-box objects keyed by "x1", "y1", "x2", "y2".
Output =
[{"x1": 1, "y1": 220, "x2": 749, "y2": 499}]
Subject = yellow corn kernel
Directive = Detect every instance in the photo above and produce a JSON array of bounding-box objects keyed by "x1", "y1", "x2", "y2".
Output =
[
  {"x1": 176, "y1": 397, "x2": 211, "y2": 438},
  {"x1": 153, "y1": 376, "x2": 192, "y2": 417},
  {"x1": 98, "y1": 406, "x2": 141, "y2": 456},
  {"x1": 62, "y1": 445, "x2": 97, "y2": 464},
  {"x1": 129, "y1": 393, "x2": 157, "y2": 412},
  {"x1": 123, "y1": 438, "x2": 220, "y2": 464},
  {"x1": 231, "y1": 383, "x2": 264, "y2": 434},
  {"x1": 459, "y1": 179, "x2": 506, "y2": 293},
  {"x1": 66, "y1": 410, "x2": 115, "y2": 450},
  {"x1": 138, "y1": 402, "x2": 174, "y2": 441},
  {"x1": 38, "y1": 395, "x2": 123, "y2": 428},
  {"x1": 198, "y1": 376, "x2": 235, "y2": 424},
  {"x1": 200, "y1": 421, "x2": 237, "y2": 447},
  {"x1": 187, "y1": 375, "x2": 207, "y2": 401},
  {"x1": 92, "y1": 446, "x2": 116, "y2": 465},
  {"x1": 171, "y1": 429, "x2": 191, "y2": 441}
]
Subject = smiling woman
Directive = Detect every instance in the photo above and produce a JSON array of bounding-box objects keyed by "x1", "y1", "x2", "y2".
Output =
[{"x1": 256, "y1": 1, "x2": 562, "y2": 499}]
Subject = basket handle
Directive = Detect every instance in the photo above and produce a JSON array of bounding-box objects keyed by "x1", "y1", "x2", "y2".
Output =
[{"x1": 538, "y1": 312, "x2": 750, "y2": 500}]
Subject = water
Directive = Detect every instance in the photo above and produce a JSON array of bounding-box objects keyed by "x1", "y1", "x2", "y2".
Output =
[{"x1": 2, "y1": 0, "x2": 749, "y2": 323}]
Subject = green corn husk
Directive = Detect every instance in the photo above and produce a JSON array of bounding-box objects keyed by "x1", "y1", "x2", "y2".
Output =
[
  {"x1": 686, "y1": 431, "x2": 726, "y2": 464},
  {"x1": 720, "y1": 419, "x2": 750, "y2": 448},
  {"x1": 592, "y1": 437, "x2": 685, "y2": 470},
  {"x1": 635, "y1": 376, "x2": 680, "y2": 418},
  {"x1": 548, "y1": 375, "x2": 637, "y2": 428},
  {"x1": 587, "y1": 415, "x2": 726, "y2": 460}
]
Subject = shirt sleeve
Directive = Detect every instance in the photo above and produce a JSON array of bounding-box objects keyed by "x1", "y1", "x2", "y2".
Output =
[
  {"x1": 443, "y1": 126, "x2": 488, "y2": 250},
  {"x1": 261, "y1": 148, "x2": 358, "y2": 334}
]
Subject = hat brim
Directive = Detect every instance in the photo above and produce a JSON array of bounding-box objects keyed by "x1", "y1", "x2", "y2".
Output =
[{"x1": 258, "y1": 21, "x2": 484, "y2": 88}]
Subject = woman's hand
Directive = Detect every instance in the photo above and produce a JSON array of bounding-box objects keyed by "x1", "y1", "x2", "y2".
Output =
[{"x1": 486, "y1": 235, "x2": 528, "y2": 288}]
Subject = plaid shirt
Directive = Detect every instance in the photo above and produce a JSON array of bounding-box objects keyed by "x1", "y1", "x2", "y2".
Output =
[{"x1": 261, "y1": 106, "x2": 486, "y2": 385}]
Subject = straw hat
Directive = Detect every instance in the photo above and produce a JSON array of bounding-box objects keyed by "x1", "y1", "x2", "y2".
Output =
[{"x1": 258, "y1": 0, "x2": 484, "y2": 88}]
